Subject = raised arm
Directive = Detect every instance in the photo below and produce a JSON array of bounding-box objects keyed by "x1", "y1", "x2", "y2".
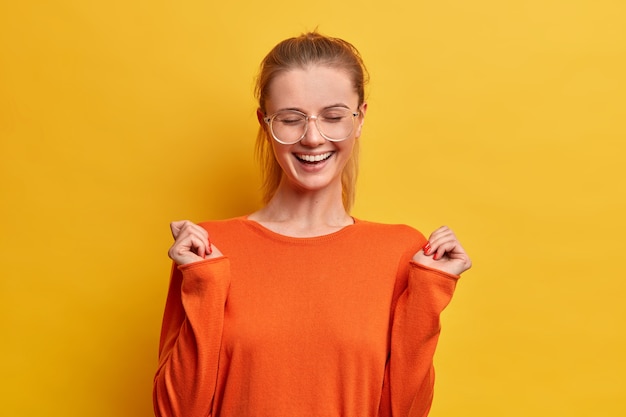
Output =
[
  {"x1": 380, "y1": 226, "x2": 470, "y2": 417},
  {"x1": 153, "y1": 222, "x2": 230, "y2": 417},
  {"x1": 381, "y1": 263, "x2": 458, "y2": 417}
]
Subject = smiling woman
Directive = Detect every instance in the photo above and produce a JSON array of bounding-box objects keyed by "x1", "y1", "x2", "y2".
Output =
[
  {"x1": 256, "y1": 65, "x2": 365, "y2": 212},
  {"x1": 152, "y1": 32, "x2": 472, "y2": 417}
]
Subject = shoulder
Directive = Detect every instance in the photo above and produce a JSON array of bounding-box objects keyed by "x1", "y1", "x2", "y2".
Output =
[
  {"x1": 197, "y1": 216, "x2": 249, "y2": 234},
  {"x1": 354, "y1": 218, "x2": 427, "y2": 247},
  {"x1": 355, "y1": 218, "x2": 425, "y2": 238},
  {"x1": 195, "y1": 216, "x2": 259, "y2": 250},
  {"x1": 198, "y1": 216, "x2": 245, "y2": 228}
]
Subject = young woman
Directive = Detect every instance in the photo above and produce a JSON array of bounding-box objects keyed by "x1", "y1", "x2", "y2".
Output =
[{"x1": 153, "y1": 32, "x2": 471, "y2": 417}]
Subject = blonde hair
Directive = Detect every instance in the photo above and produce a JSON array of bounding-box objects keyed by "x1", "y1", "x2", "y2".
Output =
[{"x1": 254, "y1": 32, "x2": 369, "y2": 212}]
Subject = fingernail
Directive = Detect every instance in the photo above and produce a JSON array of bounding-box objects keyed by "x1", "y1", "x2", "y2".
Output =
[
  {"x1": 423, "y1": 242, "x2": 431, "y2": 255},
  {"x1": 207, "y1": 238, "x2": 213, "y2": 255}
]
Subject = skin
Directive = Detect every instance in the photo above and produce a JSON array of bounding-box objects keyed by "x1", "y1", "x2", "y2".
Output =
[
  {"x1": 169, "y1": 64, "x2": 472, "y2": 276},
  {"x1": 250, "y1": 66, "x2": 365, "y2": 238}
]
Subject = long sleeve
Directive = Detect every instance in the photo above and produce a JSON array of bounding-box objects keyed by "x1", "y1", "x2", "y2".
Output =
[
  {"x1": 153, "y1": 217, "x2": 461, "y2": 416},
  {"x1": 153, "y1": 257, "x2": 231, "y2": 417},
  {"x1": 379, "y1": 261, "x2": 459, "y2": 417}
]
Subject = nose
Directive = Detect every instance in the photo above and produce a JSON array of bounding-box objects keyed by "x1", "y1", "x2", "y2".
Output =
[{"x1": 299, "y1": 116, "x2": 326, "y2": 147}]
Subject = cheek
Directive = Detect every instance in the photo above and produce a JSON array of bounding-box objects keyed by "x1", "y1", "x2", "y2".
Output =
[
  {"x1": 271, "y1": 142, "x2": 292, "y2": 168},
  {"x1": 338, "y1": 139, "x2": 357, "y2": 161}
]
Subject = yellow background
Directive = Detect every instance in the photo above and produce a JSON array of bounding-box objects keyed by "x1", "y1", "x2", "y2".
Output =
[{"x1": 1, "y1": 1, "x2": 625, "y2": 416}]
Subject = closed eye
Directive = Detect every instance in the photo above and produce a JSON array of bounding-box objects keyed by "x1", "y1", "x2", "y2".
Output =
[
  {"x1": 278, "y1": 117, "x2": 305, "y2": 125},
  {"x1": 322, "y1": 116, "x2": 345, "y2": 123}
]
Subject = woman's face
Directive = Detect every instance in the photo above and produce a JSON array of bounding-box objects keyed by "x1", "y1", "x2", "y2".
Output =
[{"x1": 261, "y1": 65, "x2": 366, "y2": 196}]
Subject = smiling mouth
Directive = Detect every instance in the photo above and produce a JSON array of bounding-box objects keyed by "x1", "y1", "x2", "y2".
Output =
[{"x1": 294, "y1": 152, "x2": 334, "y2": 164}]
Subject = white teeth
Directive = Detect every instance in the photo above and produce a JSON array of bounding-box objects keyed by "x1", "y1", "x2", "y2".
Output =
[{"x1": 296, "y1": 152, "x2": 332, "y2": 162}]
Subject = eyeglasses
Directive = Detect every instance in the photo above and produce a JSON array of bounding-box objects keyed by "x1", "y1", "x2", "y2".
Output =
[{"x1": 263, "y1": 107, "x2": 360, "y2": 145}]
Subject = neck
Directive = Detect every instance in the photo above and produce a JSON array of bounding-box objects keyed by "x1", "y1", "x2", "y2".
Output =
[{"x1": 249, "y1": 181, "x2": 353, "y2": 237}]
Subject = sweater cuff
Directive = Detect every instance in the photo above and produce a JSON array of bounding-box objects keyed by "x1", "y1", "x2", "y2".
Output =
[
  {"x1": 177, "y1": 256, "x2": 228, "y2": 272},
  {"x1": 409, "y1": 260, "x2": 460, "y2": 281}
]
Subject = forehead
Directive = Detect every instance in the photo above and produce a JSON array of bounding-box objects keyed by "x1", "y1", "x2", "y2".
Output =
[{"x1": 266, "y1": 65, "x2": 358, "y2": 111}]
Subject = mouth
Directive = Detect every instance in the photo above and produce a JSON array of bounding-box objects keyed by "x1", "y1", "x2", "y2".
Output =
[{"x1": 294, "y1": 151, "x2": 334, "y2": 164}]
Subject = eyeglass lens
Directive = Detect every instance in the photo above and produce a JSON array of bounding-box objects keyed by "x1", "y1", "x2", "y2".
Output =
[{"x1": 270, "y1": 108, "x2": 356, "y2": 144}]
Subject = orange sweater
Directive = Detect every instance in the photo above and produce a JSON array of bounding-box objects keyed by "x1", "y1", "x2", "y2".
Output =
[{"x1": 153, "y1": 217, "x2": 459, "y2": 417}]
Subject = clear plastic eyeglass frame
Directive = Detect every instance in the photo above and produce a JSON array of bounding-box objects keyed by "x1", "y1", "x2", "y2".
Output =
[{"x1": 263, "y1": 107, "x2": 360, "y2": 145}]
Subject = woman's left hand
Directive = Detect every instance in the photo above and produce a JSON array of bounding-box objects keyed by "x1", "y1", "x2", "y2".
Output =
[{"x1": 412, "y1": 226, "x2": 472, "y2": 276}]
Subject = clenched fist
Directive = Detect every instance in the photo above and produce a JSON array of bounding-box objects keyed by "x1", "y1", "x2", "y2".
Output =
[
  {"x1": 412, "y1": 226, "x2": 472, "y2": 276},
  {"x1": 168, "y1": 220, "x2": 223, "y2": 265}
]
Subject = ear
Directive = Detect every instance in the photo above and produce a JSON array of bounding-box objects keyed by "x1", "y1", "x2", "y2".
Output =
[
  {"x1": 355, "y1": 102, "x2": 367, "y2": 138},
  {"x1": 256, "y1": 108, "x2": 266, "y2": 127}
]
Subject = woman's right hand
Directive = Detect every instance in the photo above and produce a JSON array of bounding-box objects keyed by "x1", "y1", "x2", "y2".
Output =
[{"x1": 168, "y1": 220, "x2": 222, "y2": 265}]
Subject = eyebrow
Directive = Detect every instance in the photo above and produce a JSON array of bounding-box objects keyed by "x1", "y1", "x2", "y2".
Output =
[{"x1": 274, "y1": 103, "x2": 351, "y2": 113}]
